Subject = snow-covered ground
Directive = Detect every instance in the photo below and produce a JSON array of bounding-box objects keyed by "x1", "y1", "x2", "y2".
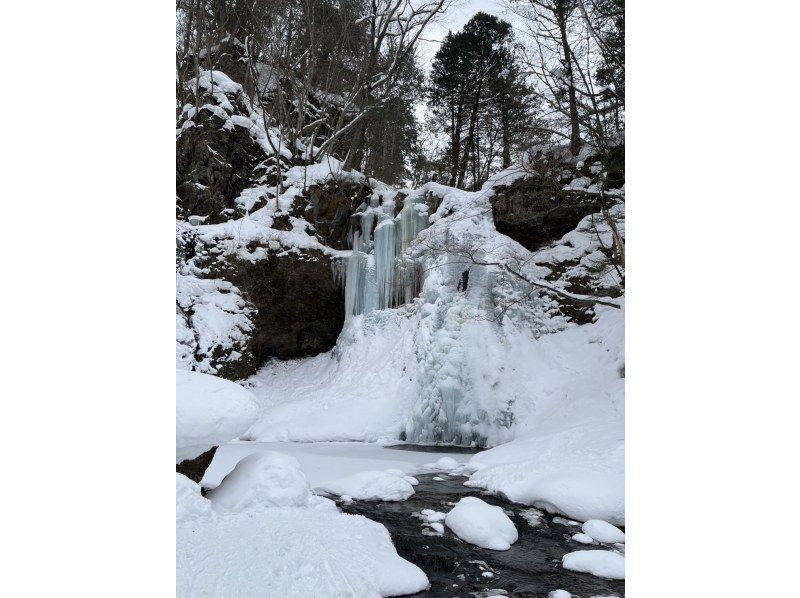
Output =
[
  {"x1": 178, "y1": 474, "x2": 429, "y2": 597},
  {"x1": 178, "y1": 446, "x2": 430, "y2": 597}
]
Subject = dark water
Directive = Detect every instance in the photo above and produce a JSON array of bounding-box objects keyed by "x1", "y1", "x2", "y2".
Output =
[
  {"x1": 384, "y1": 444, "x2": 486, "y2": 455},
  {"x1": 340, "y1": 473, "x2": 624, "y2": 598}
]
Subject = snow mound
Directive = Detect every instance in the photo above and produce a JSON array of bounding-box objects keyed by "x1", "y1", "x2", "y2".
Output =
[
  {"x1": 572, "y1": 532, "x2": 595, "y2": 544},
  {"x1": 582, "y1": 519, "x2": 625, "y2": 544},
  {"x1": 444, "y1": 497, "x2": 518, "y2": 550},
  {"x1": 549, "y1": 591, "x2": 572, "y2": 598},
  {"x1": 178, "y1": 508, "x2": 429, "y2": 597},
  {"x1": 207, "y1": 451, "x2": 311, "y2": 511},
  {"x1": 176, "y1": 474, "x2": 213, "y2": 525},
  {"x1": 176, "y1": 370, "x2": 258, "y2": 462},
  {"x1": 317, "y1": 470, "x2": 415, "y2": 501},
  {"x1": 562, "y1": 550, "x2": 625, "y2": 580},
  {"x1": 432, "y1": 456, "x2": 459, "y2": 470}
]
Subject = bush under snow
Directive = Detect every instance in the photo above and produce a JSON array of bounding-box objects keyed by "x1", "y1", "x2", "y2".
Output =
[{"x1": 176, "y1": 370, "x2": 258, "y2": 462}]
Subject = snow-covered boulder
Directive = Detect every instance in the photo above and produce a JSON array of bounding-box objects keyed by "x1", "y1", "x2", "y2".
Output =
[
  {"x1": 176, "y1": 473, "x2": 213, "y2": 525},
  {"x1": 582, "y1": 519, "x2": 625, "y2": 544},
  {"x1": 317, "y1": 470, "x2": 415, "y2": 502},
  {"x1": 176, "y1": 370, "x2": 258, "y2": 463},
  {"x1": 444, "y1": 497, "x2": 518, "y2": 550},
  {"x1": 432, "y1": 456, "x2": 459, "y2": 470},
  {"x1": 207, "y1": 451, "x2": 311, "y2": 512},
  {"x1": 562, "y1": 550, "x2": 625, "y2": 580}
]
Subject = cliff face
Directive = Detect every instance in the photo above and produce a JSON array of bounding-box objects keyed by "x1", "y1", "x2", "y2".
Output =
[{"x1": 490, "y1": 145, "x2": 625, "y2": 252}]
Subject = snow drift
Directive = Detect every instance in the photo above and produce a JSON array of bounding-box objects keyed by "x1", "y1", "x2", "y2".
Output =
[{"x1": 176, "y1": 370, "x2": 258, "y2": 462}]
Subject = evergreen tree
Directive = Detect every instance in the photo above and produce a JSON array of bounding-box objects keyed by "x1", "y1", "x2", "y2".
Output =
[{"x1": 427, "y1": 12, "x2": 534, "y2": 189}]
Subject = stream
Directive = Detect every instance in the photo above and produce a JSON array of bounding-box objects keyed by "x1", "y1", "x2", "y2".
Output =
[{"x1": 340, "y1": 471, "x2": 625, "y2": 598}]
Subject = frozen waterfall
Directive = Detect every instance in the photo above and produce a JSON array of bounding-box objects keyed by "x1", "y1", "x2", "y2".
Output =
[{"x1": 341, "y1": 194, "x2": 430, "y2": 319}]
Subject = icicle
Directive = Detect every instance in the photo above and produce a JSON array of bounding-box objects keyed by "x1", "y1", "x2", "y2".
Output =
[
  {"x1": 344, "y1": 231, "x2": 362, "y2": 318},
  {"x1": 361, "y1": 210, "x2": 375, "y2": 243},
  {"x1": 374, "y1": 219, "x2": 396, "y2": 309}
]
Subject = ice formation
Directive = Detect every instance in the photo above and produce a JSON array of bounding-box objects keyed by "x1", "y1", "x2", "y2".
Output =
[{"x1": 342, "y1": 194, "x2": 430, "y2": 319}]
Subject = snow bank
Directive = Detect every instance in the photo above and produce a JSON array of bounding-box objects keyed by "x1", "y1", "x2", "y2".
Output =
[
  {"x1": 582, "y1": 519, "x2": 625, "y2": 544},
  {"x1": 207, "y1": 451, "x2": 311, "y2": 511},
  {"x1": 464, "y1": 305, "x2": 625, "y2": 525},
  {"x1": 444, "y1": 497, "x2": 518, "y2": 550},
  {"x1": 562, "y1": 550, "x2": 625, "y2": 580},
  {"x1": 317, "y1": 470, "x2": 415, "y2": 501},
  {"x1": 178, "y1": 508, "x2": 429, "y2": 597},
  {"x1": 177, "y1": 448, "x2": 429, "y2": 596},
  {"x1": 176, "y1": 474, "x2": 213, "y2": 525},
  {"x1": 176, "y1": 370, "x2": 258, "y2": 462}
]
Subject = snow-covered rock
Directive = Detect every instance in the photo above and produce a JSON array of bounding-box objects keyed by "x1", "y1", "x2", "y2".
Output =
[
  {"x1": 432, "y1": 456, "x2": 459, "y2": 470},
  {"x1": 572, "y1": 532, "x2": 595, "y2": 544},
  {"x1": 582, "y1": 519, "x2": 625, "y2": 544},
  {"x1": 317, "y1": 470, "x2": 415, "y2": 501},
  {"x1": 549, "y1": 590, "x2": 572, "y2": 598},
  {"x1": 176, "y1": 370, "x2": 258, "y2": 463},
  {"x1": 562, "y1": 550, "x2": 625, "y2": 580},
  {"x1": 207, "y1": 451, "x2": 311, "y2": 511},
  {"x1": 444, "y1": 497, "x2": 518, "y2": 550}
]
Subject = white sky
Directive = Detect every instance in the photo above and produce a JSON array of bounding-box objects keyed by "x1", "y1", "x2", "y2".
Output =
[
  {"x1": 414, "y1": 1, "x2": 522, "y2": 137},
  {"x1": 416, "y1": 0, "x2": 518, "y2": 73}
]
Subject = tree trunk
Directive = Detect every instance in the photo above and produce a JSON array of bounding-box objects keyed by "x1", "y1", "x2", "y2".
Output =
[
  {"x1": 501, "y1": 100, "x2": 511, "y2": 168},
  {"x1": 556, "y1": 6, "x2": 581, "y2": 156},
  {"x1": 458, "y1": 88, "x2": 480, "y2": 189}
]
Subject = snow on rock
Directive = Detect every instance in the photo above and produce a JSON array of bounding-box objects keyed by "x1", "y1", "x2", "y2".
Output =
[
  {"x1": 549, "y1": 590, "x2": 572, "y2": 598},
  {"x1": 176, "y1": 473, "x2": 213, "y2": 525},
  {"x1": 317, "y1": 470, "x2": 415, "y2": 501},
  {"x1": 207, "y1": 451, "x2": 311, "y2": 511},
  {"x1": 562, "y1": 550, "x2": 625, "y2": 580},
  {"x1": 444, "y1": 497, "x2": 518, "y2": 551},
  {"x1": 178, "y1": 508, "x2": 429, "y2": 597},
  {"x1": 176, "y1": 370, "x2": 258, "y2": 463},
  {"x1": 582, "y1": 519, "x2": 625, "y2": 544},
  {"x1": 520, "y1": 508, "x2": 545, "y2": 527},
  {"x1": 572, "y1": 532, "x2": 595, "y2": 544},
  {"x1": 433, "y1": 456, "x2": 459, "y2": 470},
  {"x1": 175, "y1": 270, "x2": 254, "y2": 376}
]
